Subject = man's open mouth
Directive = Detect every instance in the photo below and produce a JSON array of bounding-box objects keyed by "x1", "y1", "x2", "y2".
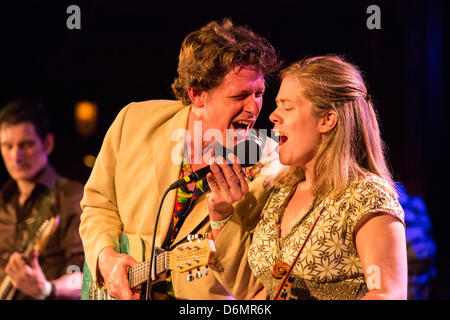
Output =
[{"x1": 231, "y1": 120, "x2": 253, "y2": 134}]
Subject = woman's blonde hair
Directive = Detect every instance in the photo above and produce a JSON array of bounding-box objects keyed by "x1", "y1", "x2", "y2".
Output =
[{"x1": 279, "y1": 55, "x2": 396, "y2": 198}]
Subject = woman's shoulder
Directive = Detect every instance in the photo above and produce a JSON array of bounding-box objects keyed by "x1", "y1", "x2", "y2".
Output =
[
  {"x1": 337, "y1": 173, "x2": 404, "y2": 225},
  {"x1": 349, "y1": 173, "x2": 398, "y2": 200}
]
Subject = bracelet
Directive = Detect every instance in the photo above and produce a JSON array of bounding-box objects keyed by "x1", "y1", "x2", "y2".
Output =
[
  {"x1": 46, "y1": 282, "x2": 56, "y2": 300},
  {"x1": 210, "y1": 215, "x2": 232, "y2": 230}
]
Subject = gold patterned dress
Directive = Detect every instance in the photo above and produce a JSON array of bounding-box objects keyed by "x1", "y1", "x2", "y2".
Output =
[{"x1": 248, "y1": 173, "x2": 405, "y2": 300}]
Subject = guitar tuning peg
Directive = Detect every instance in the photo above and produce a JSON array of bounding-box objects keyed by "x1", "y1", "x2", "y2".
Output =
[
  {"x1": 287, "y1": 274, "x2": 295, "y2": 283},
  {"x1": 187, "y1": 234, "x2": 193, "y2": 242},
  {"x1": 186, "y1": 271, "x2": 194, "y2": 282},
  {"x1": 195, "y1": 267, "x2": 202, "y2": 279},
  {"x1": 194, "y1": 234, "x2": 203, "y2": 240},
  {"x1": 280, "y1": 289, "x2": 288, "y2": 299},
  {"x1": 204, "y1": 265, "x2": 209, "y2": 276}
]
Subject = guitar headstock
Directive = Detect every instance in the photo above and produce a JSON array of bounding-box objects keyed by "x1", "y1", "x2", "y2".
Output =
[
  {"x1": 168, "y1": 234, "x2": 215, "y2": 274},
  {"x1": 33, "y1": 216, "x2": 60, "y2": 252}
]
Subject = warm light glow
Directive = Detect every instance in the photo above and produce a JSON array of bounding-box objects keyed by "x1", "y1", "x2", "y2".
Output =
[
  {"x1": 83, "y1": 154, "x2": 96, "y2": 168},
  {"x1": 74, "y1": 101, "x2": 98, "y2": 137},
  {"x1": 75, "y1": 101, "x2": 97, "y2": 121}
]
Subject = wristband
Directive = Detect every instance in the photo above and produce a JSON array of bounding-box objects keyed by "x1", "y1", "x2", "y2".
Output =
[
  {"x1": 36, "y1": 281, "x2": 52, "y2": 300},
  {"x1": 46, "y1": 282, "x2": 56, "y2": 300},
  {"x1": 210, "y1": 215, "x2": 232, "y2": 230}
]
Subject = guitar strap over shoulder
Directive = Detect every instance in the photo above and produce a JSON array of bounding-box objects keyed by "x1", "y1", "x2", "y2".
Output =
[
  {"x1": 272, "y1": 205, "x2": 326, "y2": 300},
  {"x1": 168, "y1": 214, "x2": 210, "y2": 251}
]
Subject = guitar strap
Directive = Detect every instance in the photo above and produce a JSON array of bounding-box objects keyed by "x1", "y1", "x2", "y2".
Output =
[
  {"x1": 272, "y1": 205, "x2": 326, "y2": 300},
  {"x1": 168, "y1": 214, "x2": 210, "y2": 251}
]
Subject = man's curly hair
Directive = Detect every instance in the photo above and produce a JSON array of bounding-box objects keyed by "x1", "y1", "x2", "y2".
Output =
[{"x1": 171, "y1": 19, "x2": 280, "y2": 105}]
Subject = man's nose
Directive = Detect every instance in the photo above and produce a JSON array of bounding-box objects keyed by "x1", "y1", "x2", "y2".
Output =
[
  {"x1": 11, "y1": 147, "x2": 24, "y2": 163},
  {"x1": 243, "y1": 95, "x2": 261, "y2": 115}
]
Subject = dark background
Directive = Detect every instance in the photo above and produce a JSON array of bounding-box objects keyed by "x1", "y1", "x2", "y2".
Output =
[{"x1": 0, "y1": 0, "x2": 448, "y2": 298}]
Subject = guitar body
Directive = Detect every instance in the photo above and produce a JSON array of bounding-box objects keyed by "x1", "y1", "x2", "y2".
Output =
[
  {"x1": 0, "y1": 275, "x2": 15, "y2": 300},
  {"x1": 81, "y1": 233, "x2": 145, "y2": 300}
]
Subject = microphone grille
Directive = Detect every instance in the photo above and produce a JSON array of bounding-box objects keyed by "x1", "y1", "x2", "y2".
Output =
[{"x1": 233, "y1": 139, "x2": 261, "y2": 167}]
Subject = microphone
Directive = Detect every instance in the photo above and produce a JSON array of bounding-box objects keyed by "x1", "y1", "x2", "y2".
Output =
[
  {"x1": 146, "y1": 136, "x2": 262, "y2": 299},
  {"x1": 168, "y1": 139, "x2": 262, "y2": 190}
]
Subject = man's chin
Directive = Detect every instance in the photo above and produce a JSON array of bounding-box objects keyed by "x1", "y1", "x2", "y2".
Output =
[{"x1": 10, "y1": 171, "x2": 35, "y2": 182}]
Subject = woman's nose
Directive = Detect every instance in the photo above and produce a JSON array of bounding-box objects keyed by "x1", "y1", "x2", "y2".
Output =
[{"x1": 269, "y1": 109, "x2": 280, "y2": 124}]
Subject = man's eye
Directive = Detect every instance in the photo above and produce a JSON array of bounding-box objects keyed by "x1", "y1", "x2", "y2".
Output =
[
  {"x1": 20, "y1": 142, "x2": 35, "y2": 149},
  {"x1": 1, "y1": 145, "x2": 12, "y2": 151}
]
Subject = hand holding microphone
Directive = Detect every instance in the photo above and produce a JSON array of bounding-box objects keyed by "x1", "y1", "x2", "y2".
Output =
[
  {"x1": 206, "y1": 138, "x2": 262, "y2": 240},
  {"x1": 167, "y1": 138, "x2": 262, "y2": 240},
  {"x1": 206, "y1": 152, "x2": 250, "y2": 224},
  {"x1": 168, "y1": 139, "x2": 261, "y2": 190}
]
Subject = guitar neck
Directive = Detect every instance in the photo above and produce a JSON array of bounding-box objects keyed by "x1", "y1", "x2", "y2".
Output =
[
  {"x1": 127, "y1": 238, "x2": 214, "y2": 289},
  {"x1": 128, "y1": 251, "x2": 168, "y2": 288}
]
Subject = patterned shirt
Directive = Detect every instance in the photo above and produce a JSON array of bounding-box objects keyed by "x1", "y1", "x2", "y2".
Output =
[
  {"x1": 160, "y1": 147, "x2": 255, "y2": 299},
  {"x1": 248, "y1": 173, "x2": 404, "y2": 300}
]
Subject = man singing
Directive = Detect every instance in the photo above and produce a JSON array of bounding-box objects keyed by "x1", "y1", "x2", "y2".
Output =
[{"x1": 79, "y1": 19, "x2": 280, "y2": 300}]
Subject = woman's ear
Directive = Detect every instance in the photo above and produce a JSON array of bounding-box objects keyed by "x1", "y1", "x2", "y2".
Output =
[
  {"x1": 187, "y1": 88, "x2": 207, "y2": 108},
  {"x1": 319, "y1": 110, "x2": 338, "y2": 134}
]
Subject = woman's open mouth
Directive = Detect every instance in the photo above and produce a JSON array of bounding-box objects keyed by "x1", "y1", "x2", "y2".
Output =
[{"x1": 278, "y1": 133, "x2": 288, "y2": 146}]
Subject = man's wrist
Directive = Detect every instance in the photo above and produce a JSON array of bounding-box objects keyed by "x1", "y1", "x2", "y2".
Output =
[
  {"x1": 36, "y1": 281, "x2": 53, "y2": 300},
  {"x1": 210, "y1": 214, "x2": 232, "y2": 230}
]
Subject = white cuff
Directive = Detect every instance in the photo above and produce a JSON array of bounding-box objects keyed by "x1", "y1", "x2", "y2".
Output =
[{"x1": 36, "y1": 281, "x2": 52, "y2": 300}]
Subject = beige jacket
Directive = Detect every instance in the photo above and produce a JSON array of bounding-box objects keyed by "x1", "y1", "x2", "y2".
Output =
[{"x1": 79, "y1": 100, "x2": 280, "y2": 299}]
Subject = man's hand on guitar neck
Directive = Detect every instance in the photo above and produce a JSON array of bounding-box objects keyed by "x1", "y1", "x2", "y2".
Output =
[
  {"x1": 5, "y1": 251, "x2": 50, "y2": 299},
  {"x1": 97, "y1": 246, "x2": 140, "y2": 300}
]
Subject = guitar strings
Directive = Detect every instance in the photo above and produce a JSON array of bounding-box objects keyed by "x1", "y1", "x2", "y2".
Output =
[{"x1": 128, "y1": 242, "x2": 207, "y2": 287}]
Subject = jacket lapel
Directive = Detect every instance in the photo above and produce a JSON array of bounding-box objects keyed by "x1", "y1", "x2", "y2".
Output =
[
  {"x1": 148, "y1": 106, "x2": 190, "y2": 247},
  {"x1": 171, "y1": 193, "x2": 209, "y2": 247}
]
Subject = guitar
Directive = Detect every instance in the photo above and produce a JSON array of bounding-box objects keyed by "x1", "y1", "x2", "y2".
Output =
[
  {"x1": 81, "y1": 233, "x2": 215, "y2": 300},
  {"x1": 0, "y1": 216, "x2": 60, "y2": 300}
]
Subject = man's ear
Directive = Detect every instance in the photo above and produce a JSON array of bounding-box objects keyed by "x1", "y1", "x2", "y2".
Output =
[
  {"x1": 187, "y1": 88, "x2": 207, "y2": 108},
  {"x1": 319, "y1": 110, "x2": 338, "y2": 134},
  {"x1": 44, "y1": 133, "x2": 54, "y2": 155}
]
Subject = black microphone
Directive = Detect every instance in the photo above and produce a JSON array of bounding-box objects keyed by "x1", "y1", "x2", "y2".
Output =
[{"x1": 168, "y1": 139, "x2": 262, "y2": 190}]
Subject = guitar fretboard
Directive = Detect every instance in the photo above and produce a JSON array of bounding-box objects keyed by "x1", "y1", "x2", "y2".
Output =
[{"x1": 128, "y1": 251, "x2": 168, "y2": 288}]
